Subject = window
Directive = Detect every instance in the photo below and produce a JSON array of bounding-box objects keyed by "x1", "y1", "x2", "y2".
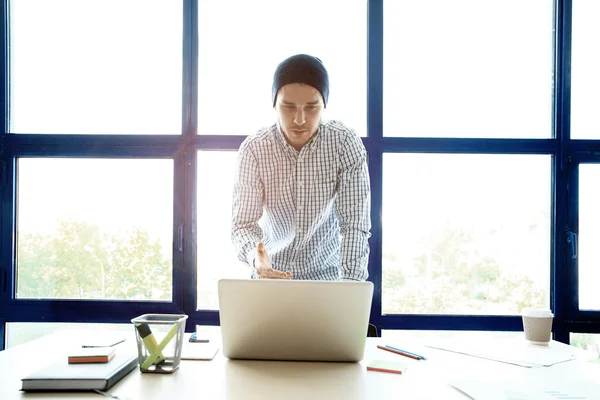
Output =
[
  {"x1": 197, "y1": 0, "x2": 367, "y2": 136},
  {"x1": 5, "y1": 322, "x2": 132, "y2": 348},
  {"x1": 2, "y1": 0, "x2": 600, "y2": 352},
  {"x1": 16, "y1": 158, "x2": 174, "y2": 301},
  {"x1": 382, "y1": 154, "x2": 551, "y2": 315},
  {"x1": 571, "y1": 0, "x2": 600, "y2": 139},
  {"x1": 9, "y1": 0, "x2": 182, "y2": 134},
  {"x1": 383, "y1": 0, "x2": 553, "y2": 138},
  {"x1": 570, "y1": 332, "x2": 600, "y2": 356},
  {"x1": 196, "y1": 151, "x2": 247, "y2": 309},
  {"x1": 577, "y1": 164, "x2": 600, "y2": 311}
]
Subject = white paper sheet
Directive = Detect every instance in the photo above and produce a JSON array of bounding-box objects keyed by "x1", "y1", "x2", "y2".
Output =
[
  {"x1": 427, "y1": 340, "x2": 577, "y2": 368},
  {"x1": 181, "y1": 341, "x2": 219, "y2": 360},
  {"x1": 450, "y1": 379, "x2": 600, "y2": 400}
]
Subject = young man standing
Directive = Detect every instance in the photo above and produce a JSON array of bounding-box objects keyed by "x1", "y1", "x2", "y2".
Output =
[{"x1": 231, "y1": 54, "x2": 371, "y2": 281}]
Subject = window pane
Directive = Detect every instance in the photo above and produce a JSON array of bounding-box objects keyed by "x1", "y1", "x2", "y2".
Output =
[
  {"x1": 570, "y1": 333, "x2": 600, "y2": 357},
  {"x1": 197, "y1": 0, "x2": 366, "y2": 136},
  {"x1": 383, "y1": 0, "x2": 553, "y2": 138},
  {"x1": 578, "y1": 165, "x2": 600, "y2": 310},
  {"x1": 571, "y1": 1, "x2": 600, "y2": 139},
  {"x1": 197, "y1": 151, "x2": 248, "y2": 310},
  {"x1": 9, "y1": 0, "x2": 182, "y2": 134},
  {"x1": 6, "y1": 322, "x2": 132, "y2": 348},
  {"x1": 16, "y1": 159, "x2": 173, "y2": 300},
  {"x1": 382, "y1": 154, "x2": 551, "y2": 315}
]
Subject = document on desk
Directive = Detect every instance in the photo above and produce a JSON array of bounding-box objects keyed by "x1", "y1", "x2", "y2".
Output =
[
  {"x1": 449, "y1": 379, "x2": 600, "y2": 400},
  {"x1": 181, "y1": 341, "x2": 219, "y2": 360},
  {"x1": 426, "y1": 340, "x2": 577, "y2": 368}
]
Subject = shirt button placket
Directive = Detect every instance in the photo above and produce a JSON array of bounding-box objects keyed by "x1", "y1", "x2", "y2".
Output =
[{"x1": 296, "y1": 156, "x2": 304, "y2": 234}]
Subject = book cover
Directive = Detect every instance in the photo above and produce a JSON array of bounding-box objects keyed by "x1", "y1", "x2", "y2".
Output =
[
  {"x1": 68, "y1": 347, "x2": 116, "y2": 364},
  {"x1": 22, "y1": 353, "x2": 138, "y2": 392}
]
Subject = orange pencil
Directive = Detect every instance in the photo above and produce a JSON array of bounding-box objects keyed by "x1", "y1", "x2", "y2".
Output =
[
  {"x1": 367, "y1": 365, "x2": 404, "y2": 374},
  {"x1": 366, "y1": 360, "x2": 407, "y2": 374}
]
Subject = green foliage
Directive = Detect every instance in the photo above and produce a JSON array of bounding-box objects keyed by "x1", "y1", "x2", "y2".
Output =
[
  {"x1": 17, "y1": 220, "x2": 172, "y2": 300},
  {"x1": 383, "y1": 225, "x2": 546, "y2": 315}
]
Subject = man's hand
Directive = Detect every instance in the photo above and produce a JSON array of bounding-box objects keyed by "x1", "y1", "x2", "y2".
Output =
[{"x1": 254, "y1": 242, "x2": 292, "y2": 279}]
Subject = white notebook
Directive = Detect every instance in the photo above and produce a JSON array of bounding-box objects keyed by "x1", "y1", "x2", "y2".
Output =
[{"x1": 21, "y1": 353, "x2": 138, "y2": 391}]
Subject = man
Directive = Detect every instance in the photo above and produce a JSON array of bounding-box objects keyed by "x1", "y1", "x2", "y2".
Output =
[{"x1": 231, "y1": 54, "x2": 371, "y2": 281}]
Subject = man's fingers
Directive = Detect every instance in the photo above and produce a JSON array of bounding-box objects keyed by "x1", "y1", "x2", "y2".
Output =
[
  {"x1": 258, "y1": 268, "x2": 292, "y2": 280},
  {"x1": 279, "y1": 271, "x2": 292, "y2": 279},
  {"x1": 257, "y1": 242, "x2": 265, "y2": 256},
  {"x1": 267, "y1": 270, "x2": 292, "y2": 279},
  {"x1": 255, "y1": 243, "x2": 291, "y2": 279}
]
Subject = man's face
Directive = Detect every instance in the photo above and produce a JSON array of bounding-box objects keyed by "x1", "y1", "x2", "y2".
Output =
[{"x1": 274, "y1": 83, "x2": 324, "y2": 151}]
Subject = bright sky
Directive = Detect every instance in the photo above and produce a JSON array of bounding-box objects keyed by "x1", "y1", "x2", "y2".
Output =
[
  {"x1": 577, "y1": 165, "x2": 600, "y2": 310},
  {"x1": 17, "y1": 158, "x2": 174, "y2": 258},
  {"x1": 196, "y1": 0, "x2": 367, "y2": 135}
]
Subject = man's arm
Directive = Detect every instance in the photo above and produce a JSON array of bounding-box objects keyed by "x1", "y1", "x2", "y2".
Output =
[
  {"x1": 231, "y1": 142, "x2": 264, "y2": 267},
  {"x1": 334, "y1": 132, "x2": 371, "y2": 281}
]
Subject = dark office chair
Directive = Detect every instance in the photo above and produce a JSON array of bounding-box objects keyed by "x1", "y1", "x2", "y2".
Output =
[{"x1": 367, "y1": 323, "x2": 379, "y2": 337}]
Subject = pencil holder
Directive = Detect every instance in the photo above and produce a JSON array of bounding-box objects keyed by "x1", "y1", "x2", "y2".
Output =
[{"x1": 131, "y1": 313, "x2": 188, "y2": 373}]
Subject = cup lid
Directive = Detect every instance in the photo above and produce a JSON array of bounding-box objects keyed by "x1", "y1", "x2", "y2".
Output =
[{"x1": 522, "y1": 308, "x2": 553, "y2": 318}]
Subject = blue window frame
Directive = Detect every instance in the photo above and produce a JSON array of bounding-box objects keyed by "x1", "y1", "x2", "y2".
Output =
[{"x1": 1, "y1": 0, "x2": 600, "y2": 351}]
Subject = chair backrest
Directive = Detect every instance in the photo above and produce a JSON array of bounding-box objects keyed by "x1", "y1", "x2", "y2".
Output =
[{"x1": 367, "y1": 323, "x2": 379, "y2": 337}]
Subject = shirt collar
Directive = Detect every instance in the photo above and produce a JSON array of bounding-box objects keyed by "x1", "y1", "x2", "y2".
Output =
[{"x1": 274, "y1": 123, "x2": 323, "y2": 155}]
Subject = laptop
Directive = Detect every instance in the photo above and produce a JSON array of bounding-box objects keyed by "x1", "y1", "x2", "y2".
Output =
[{"x1": 217, "y1": 279, "x2": 374, "y2": 362}]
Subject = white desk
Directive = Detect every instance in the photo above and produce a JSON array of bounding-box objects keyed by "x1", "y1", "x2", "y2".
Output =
[{"x1": 1, "y1": 331, "x2": 599, "y2": 399}]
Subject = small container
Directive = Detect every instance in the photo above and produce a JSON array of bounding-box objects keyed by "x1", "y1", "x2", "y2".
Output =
[
  {"x1": 131, "y1": 313, "x2": 188, "y2": 373},
  {"x1": 521, "y1": 308, "x2": 553, "y2": 345}
]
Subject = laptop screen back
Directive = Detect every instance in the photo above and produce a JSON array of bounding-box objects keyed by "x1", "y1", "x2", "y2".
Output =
[{"x1": 218, "y1": 279, "x2": 374, "y2": 362}]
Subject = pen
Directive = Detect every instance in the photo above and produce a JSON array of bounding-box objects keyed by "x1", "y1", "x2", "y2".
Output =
[
  {"x1": 377, "y1": 345, "x2": 425, "y2": 360},
  {"x1": 385, "y1": 345, "x2": 427, "y2": 360}
]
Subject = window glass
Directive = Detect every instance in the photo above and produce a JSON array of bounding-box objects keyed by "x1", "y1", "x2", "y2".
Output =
[
  {"x1": 196, "y1": 151, "x2": 248, "y2": 310},
  {"x1": 10, "y1": 0, "x2": 182, "y2": 134},
  {"x1": 197, "y1": 0, "x2": 367, "y2": 136},
  {"x1": 578, "y1": 164, "x2": 600, "y2": 310},
  {"x1": 382, "y1": 154, "x2": 551, "y2": 315},
  {"x1": 384, "y1": 0, "x2": 553, "y2": 138},
  {"x1": 16, "y1": 158, "x2": 174, "y2": 300},
  {"x1": 571, "y1": 0, "x2": 600, "y2": 138},
  {"x1": 570, "y1": 332, "x2": 600, "y2": 356},
  {"x1": 6, "y1": 322, "x2": 132, "y2": 348}
]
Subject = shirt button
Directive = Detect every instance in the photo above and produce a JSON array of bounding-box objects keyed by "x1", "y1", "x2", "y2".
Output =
[{"x1": 298, "y1": 181, "x2": 303, "y2": 187}]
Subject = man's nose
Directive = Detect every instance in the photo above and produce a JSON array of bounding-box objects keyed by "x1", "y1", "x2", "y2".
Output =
[{"x1": 293, "y1": 108, "x2": 306, "y2": 125}]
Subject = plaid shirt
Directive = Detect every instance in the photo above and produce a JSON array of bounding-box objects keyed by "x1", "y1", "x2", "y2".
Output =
[{"x1": 231, "y1": 120, "x2": 371, "y2": 281}]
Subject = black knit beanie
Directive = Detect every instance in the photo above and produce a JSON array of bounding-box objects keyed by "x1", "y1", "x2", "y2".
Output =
[{"x1": 272, "y1": 54, "x2": 329, "y2": 108}]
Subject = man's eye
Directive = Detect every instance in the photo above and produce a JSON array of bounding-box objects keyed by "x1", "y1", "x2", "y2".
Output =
[
  {"x1": 284, "y1": 105, "x2": 295, "y2": 110},
  {"x1": 306, "y1": 106, "x2": 317, "y2": 111}
]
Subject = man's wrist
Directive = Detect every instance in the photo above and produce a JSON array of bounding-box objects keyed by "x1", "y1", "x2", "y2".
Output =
[{"x1": 246, "y1": 248, "x2": 258, "y2": 268}]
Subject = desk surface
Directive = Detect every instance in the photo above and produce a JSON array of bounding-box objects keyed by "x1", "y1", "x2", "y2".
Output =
[{"x1": 1, "y1": 330, "x2": 599, "y2": 400}]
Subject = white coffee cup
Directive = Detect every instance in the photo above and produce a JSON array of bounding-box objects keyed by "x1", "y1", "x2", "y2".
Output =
[{"x1": 522, "y1": 308, "x2": 553, "y2": 345}]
